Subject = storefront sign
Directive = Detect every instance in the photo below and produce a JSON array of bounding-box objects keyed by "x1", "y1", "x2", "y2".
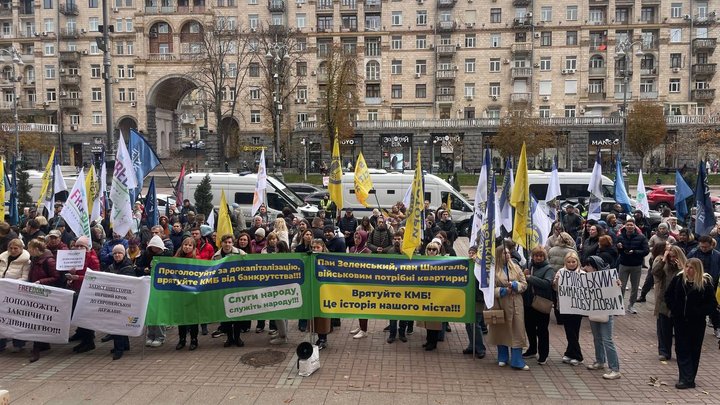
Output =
[{"x1": 381, "y1": 135, "x2": 411, "y2": 147}]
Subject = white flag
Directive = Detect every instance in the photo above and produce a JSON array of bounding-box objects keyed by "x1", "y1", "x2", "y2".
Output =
[
  {"x1": 401, "y1": 183, "x2": 412, "y2": 208},
  {"x1": 251, "y1": 149, "x2": 267, "y2": 216},
  {"x1": 587, "y1": 152, "x2": 603, "y2": 220},
  {"x1": 109, "y1": 133, "x2": 138, "y2": 237},
  {"x1": 470, "y1": 153, "x2": 488, "y2": 246},
  {"x1": 59, "y1": 169, "x2": 91, "y2": 242},
  {"x1": 531, "y1": 196, "x2": 553, "y2": 248},
  {"x1": 207, "y1": 206, "x2": 215, "y2": 230},
  {"x1": 545, "y1": 160, "x2": 561, "y2": 202},
  {"x1": 46, "y1": 163, "x2": 68, "y2": 220},
  {"x1": 636, "y1": 169, "x2": 649, "y2": 217}
]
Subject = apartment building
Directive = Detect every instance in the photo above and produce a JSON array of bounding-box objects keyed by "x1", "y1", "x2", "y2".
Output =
[{"x1": 0, "y1": 0, "x2": 717, "y2": 170}]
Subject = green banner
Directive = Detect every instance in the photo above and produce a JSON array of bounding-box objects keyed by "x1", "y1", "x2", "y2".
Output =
[
  {"x1": 146, "y1": 254, "x2": 311, "y2": 325},
  {"x1": 313, "y1": 253, "x2": 474, "y2": 323}
]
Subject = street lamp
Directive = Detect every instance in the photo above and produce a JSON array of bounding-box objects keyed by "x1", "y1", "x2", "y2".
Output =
[
  {"x1": 614, "y1": 39, "x2": 644, "y2": 162},
  {"x1": 301, "y1": 137, "x2": 312, "y2": 182},
  {"x1": 0, "y1": 48, "x2": 24, "y2": 160},
  {"x1": 265, "y1": 42, "x2": 290, "y2": 180}
]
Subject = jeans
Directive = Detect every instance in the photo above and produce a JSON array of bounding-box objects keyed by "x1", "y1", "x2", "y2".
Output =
[
  {"x1": 0, "y1": 338, "x2": 25, "y2": 350},
  {"x1": 657, "y1": 314, "x2": 674, "y2": 359},
  {"x1": 497, "y1": 345, "x2": 526, "y2": 368},
  {"x1": 524, "y1": 306, "x2": 550, "y2": 361},
  {"x1": 590, "y1": 316, "x2": 620, "y2": 372},
  {"x1": 562, "y1": 314, "x2": 584, "y2": 361},
  {"x1": 147, "y1": 326, "x2": 166, "y2": 342},
  {"x1": 438, "y1": 322, "x2": 448, "y2": 341},
  {"x1": 464, "y1": 313, "x2": 486, "y2": 354},
  {"x1": 619, "y1": 264, "x2": 642, "y2": 307},
  {"x1": 272, "y1": 320, "x2": 288, "y2": 338},
  {"x1": 388, "y1": 320, "x2": 409, "y2": 338}
]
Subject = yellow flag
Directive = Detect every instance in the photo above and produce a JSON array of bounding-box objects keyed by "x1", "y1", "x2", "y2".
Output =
[
  {"x1": 216, "y1": 190, "x2": 233, "y2": 248},
  {"x1": 85, "y1": 165, "x2": 98, "y2": 218},
  {"x1": 328, "y1": 133, "x2": 343, "y2": 211},
  {"x1": 0, "y1": 157, "x2": 5, "y2": 221},
  {"x1": 510, "y1": 143, "x2": 530, "y2": 249},
  {"x1": 37, "y1": 147, "x2": 55, "y2": 209},
  {"x1": 402, "y1": 151, "x2": 423, "y2": 259},
  {"x1": 353, "y1": 152, "x2": 373, "y2": 207},
  {"x1": 446, "y1": 190, "x2": 452, "y2": 211}
]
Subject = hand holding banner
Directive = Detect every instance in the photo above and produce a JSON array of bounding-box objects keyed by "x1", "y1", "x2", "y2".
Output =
[
  {"x1": 56, "y1": 250, "x2": 87, "y2": 271},
  {"x1": 0, "y1": 279, "x2": 73, "y2": 344}
]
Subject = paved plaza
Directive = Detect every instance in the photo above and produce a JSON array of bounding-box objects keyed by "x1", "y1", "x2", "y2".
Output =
[{"x1": 2, "y1": 238, "x2": 720, "y2": 404}]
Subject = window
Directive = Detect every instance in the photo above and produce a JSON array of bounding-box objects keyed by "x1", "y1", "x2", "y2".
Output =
[
  {"x1": 539, "y1": 106, "x2": 550, "y2": 118},
  {"x1": 92, "y1": 87, "x2": 102, "y2": 101},
  {"x1": 564, "y1": 79, "x2": 577, "y2": 94},
  {"x1": 115, "y1": 19, "x2": 123, "y2": 32},
  {"x1": 641, "y1": 7, "x2": 655, "y2": 23},
  {"x1": 93, "y1": 111, "x2": 103, "y2": 125},
  {"x1": 541, "y1": 6, "x2": 552, "y2": 22},
  {"x1": 670, "y1": 53, "x2": 682, "y2": 68},
  {"x1": 539, "y1": 81, "x2": 552, "y2": 95},
  {"x1": 669, "y1": 78, "x2": 681, "y2": 93},
  {"x1": 365, "y1": 61, "x2": 380, "y2": 80},
  {"x1": 44, "y1": 65, "x2": 55, "y2": 79},
  {"x1": 564, "y1": 105, "x2": 576, "y2": 118},
  {"x1": 540, "y1": 57, "x2": 551, "y2": 71},
  {"x1": 565, "y1": 56, "x2": 577, "y2": 70},
  {"x1": 89, "y1": 17, "x2": 99, "y2": 31},
  {"x1": 391, "y1": 85, "x2": 402, "y2": 99},
  {"x1": 249, "y1": 14, "x2": 258, "y2": 28},
  {"x1": 248, "y1": 0, "x2": 257, "y2": 4},
  {"x1": 249, "y1": 63, "x2": 259, "y2": 77},
  {"x1": 127, "y1": 65, "x2": 134, "y2": 78},
  {"x1": 670, "y1": 28, "x2": 682, "y2": 43},
  {"x1": 489, "y1": 58, "x2": 500, "y2": 72},
  {"x1": 296, "y1": 13, "x2": 306, "y2": 28},
  {"x1": 367, "y1": 110, "x2": 378, "y2": 121},
  {"x1": 126, "y1": 41, "x2": 134, "y2": 55},
  {"x1": 465, "y1": 34, "x2": 475, "y2": 48},
  {"x1": 415, "y1": 60, "x2": 426, "y2": 75},
  {"x1": 44, "y1": 18, "x2": 54, "y2": 33},
  {"x1": 297, "y1": 87, "x2": 307, "y2": 100},
  {"x1": 465, "y1": 58, "x2": 475, "y2": 73},
  {"x1": 415, "y1": 84, "x2": 426, "y2": 98},
  {"x1": 566, "y1": 31, "x2": 577, "y2": 45},
  {"x1": 91, "y1": 64, "x2": 101, "y2": 78},
  {"x1": 416, "y1": 10, "x2": 427, "y2": 25},
  {"x1": 391, "y1": 36, "x2": 402, "y2": 49},
  {"x1": 250, "y1": 110, "x2": 261, "y2": 123},
  {"x1": 117, "y1": 65, "x2": 125, "y2": 78},
  {"x1": 250, "y1": 88, "x2": 260, "y2": 100},
  {"x1": 391, "y1": 60, "x2": 402, "y2": 74},
  {"x1": 296, "y1": 62, "x2": 307, "y2": 76},
  {"x1": 43, "y1": 0, "x2": 52, "y2": 8},
  {"x1": 640, "y1": 78, "x2": 655, "y2": 93},
  {"x1": 490, "y1": 8, "x2": 501, "y2": 23},
  {"x1": 69, "y1": 115, "x2": 80, "y2": 125},
  {"x1": 464, "y1": 83, "x2": 475, "y2": 98},
  {"x1": 416, "y1": 35, "x2": 426, "y2": 49},
  {"x1": 297, "y1": 112, "x2": 308, "y2": 123},
  {"x1": 46, "y1": 88, "x2": 56, "y2": 102},
  {"x1": 391, "y1": 11, "x2": 402, "y2": 26},
  {"x1": 128, "y1": 88, "x2": 136, "y2": 101},
  {"x1": 115, "y1": 42, "x2": 124, "y2": 54},
  {"x1": 296, "y1": 38, "x2": 306, "y2": 51},
  {"x1": 392, "y1": 108, "x2": 402, "y2": 120},
  {"x1": 671, "y1": 3, "x2": 682, "y2": 18},
  {"x1": 490, "y1": 33, "x2": 501, "y2": 48},
  {"x1": 541, "y1": 31, "x2": 552, "y2": 46},
  {"x1": 566, "y1": 6, "x2": 577, "y2": 21},
  {"x1": 44, "y1": 43, "x2": 55, "y2": 56},
  {"x1": 88, "y1": 0, "x2": 98, "y2": 6},
  {"x1": 489, "y1": 82, "x2": 500, "y2": 97},
  {"x1": 118, "y1": 88, "x2": 126, "y2": 102}
]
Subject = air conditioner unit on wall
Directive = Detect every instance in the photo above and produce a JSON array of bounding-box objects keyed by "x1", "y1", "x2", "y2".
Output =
[
  {"x1": 130, "y1": 102, "x2": 136, "y2": 107},
  {"x1": 543, "y1": 96, "x2": 549, "y2": 101},
  {"x1": 70, "y1": 125, "x2": 78, "y2": 131},
  {"x1": 415, "y1": 73, "x2": 421, "y2": 78},
  {"x1": 491, "y1": 96, "x2": 498, "y2": 101},
  {"x1": 672, "y1": 67, "x2": 680, "y2": 73}
]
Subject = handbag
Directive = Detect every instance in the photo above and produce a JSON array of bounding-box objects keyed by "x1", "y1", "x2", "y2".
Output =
[
  {"x1": 483, "y1": 309, "x2": 505, "y2": 324},
  {"x1": 531, "y1": 295, "x2": 554, "y2": 314}
]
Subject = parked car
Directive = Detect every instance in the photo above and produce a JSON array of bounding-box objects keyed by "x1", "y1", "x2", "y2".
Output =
[
  {"x1": 287, "y1": 183, "x2": 323, "y2": 200},
  {"x1": 181, "y1": 140, "x2": 206, "y2": 149},
  {"x1": 646, "y1": 185, "x2": 720, "y2": 211},
  {"x1": 304, "y1": 190, "x2": 329, "y2": 208}
]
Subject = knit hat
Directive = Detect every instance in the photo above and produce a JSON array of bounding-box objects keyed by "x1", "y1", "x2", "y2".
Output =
[
  {"x1": 75, "y1": 236, "x2": 91, "y2": 250},
  {"x1": 657, "y1": 222, "x2": 668, "y2": 230},
  {"x1": 147, "y1": 235, "x2": 165, "y2": 250},
  {"x1": 112, "y1": 244, "x2": 126, "y2": 254},
  {"x1": 200, "y1": 225, "x2": 213, "y2": 237},
  {"x1": 255, "y1": 227, "x2": 266, "y2": 237}
]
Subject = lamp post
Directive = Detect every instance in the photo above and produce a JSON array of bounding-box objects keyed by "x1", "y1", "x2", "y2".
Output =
[
  {"x1": 266, "y1": 41, "x2": 290, "y2": 180},
  {"x1": 614, "y1": 39, "x2": 644, "y2": 162},
  {"x1": 0, "y1": 48, "x2": 24, "y2": 160}
]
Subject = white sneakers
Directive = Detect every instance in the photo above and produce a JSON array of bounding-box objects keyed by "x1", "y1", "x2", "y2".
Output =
[
  {"x1": 587, "y1": 362, "x2": 605, "y2": 370},
  {"x1": 498, "y1": 362, "x2": 507, "y2": 367},
  {"x1": 353, "y1": 330, "x2": 368, "y2": 339},
  {"x1": 349, "y1": 327, "x2": 361, "y2": 334},
  {"x1": 628, "y1": 306, "x2": 638, "y2": 314},
  {"x1": 603, "y1": 371, "x2": 622, "y2": 380},
  {"x1": 562, "y1": 356, "x2": 581, "y2": 366},
  {"x1": 150, "y1": 339, "x2": 163, "y2": 347},
  {"x1": 269, "y1": 337, "x2": 288, "y2": 345},
  {"x1": 714, "y1": 328, "x2": 720, "y2": 339},
  {"x1": 145, "y1": 339, "x2": 153, "y2": 347}
]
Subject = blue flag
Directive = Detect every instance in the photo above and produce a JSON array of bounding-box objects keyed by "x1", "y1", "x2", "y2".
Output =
[
  {"x1": 695, "y1": 161, "x2": 716, "y2": 235},
  {"x1": 144, "y1": 176, "x2": 159, "y2": 227},
  {"x1": 498, "y1": 157, "x2": 514, "y2": 234},
  {"x1": 8, "y1": 156, "x2": 18, "y2": 226},
  {"x1": 674, "y1": 170, "x2": 693, "y2": 224},
  {"x1": 129, "y1": 129, "x2": 161, "y2": 202},
  {"x1": 614, "y1": 154, "x2": 632, "y2": 214}
]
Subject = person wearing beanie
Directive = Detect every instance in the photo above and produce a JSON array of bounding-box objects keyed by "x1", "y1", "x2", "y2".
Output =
[
  {"x1": 100, "y1": 232, "x2": 129, "y2": 267},
  {"x1": 582, "y1": 255, "x2": 622, "y2": 380},
  {"x1": 105, "y1": 244, "x2": 137, "y2": 360},
  {"x1": 137, "y1": 235, "x2": 172, "y2": 347},
  {"x1": 67, "y1": 235, "x2": 101, "y2": 355},
  {"x1": 250, "y1": 227, "x2": 267, "y2": 254}
]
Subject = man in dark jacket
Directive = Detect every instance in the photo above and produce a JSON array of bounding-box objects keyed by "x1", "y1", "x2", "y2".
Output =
[
  {"x1": 616, "y1": 218, "x2": 649, "y2": 314},
  {"x1": 338, "y1": 208, "x2": 358, "y2": 249},
  {"x1": 687, "y1": 235, "x2": 720, "y2": 338},
  {"x1": 632, "y1": 210, "x2": 651, "y2": 238},
  {"x1": 437, "y1": 210, "x2": 458, "y2": 243},
  {"x1": 169, "y1": 222, "x2": 185, "y2": 253},
  {"x1": 367, "y1": 216, "x2": 393, "y2": 253},
  {"x1": 99, "y1": 232, "x2": 130, "y2": 266},
  {"x1": 0, "y1": 221, "x2": 18, "y2": 252},
  {"x1": 323, "y1": 225, "x2": 346, "y2": 253},
  {"x1": 21, "y1": 219, "x2": 45, "y2": 246},
  {"x1": 561, "y1": 204, "x2": 583, "y2": 241}
]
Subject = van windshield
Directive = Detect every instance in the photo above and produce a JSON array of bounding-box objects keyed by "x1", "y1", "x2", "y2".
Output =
[
  {"x1": 267, "y1": 177, "x2": 305, "y2": 206},
  {"x1": 528, "y1": 184, "x2": 615, "y2": 200}
]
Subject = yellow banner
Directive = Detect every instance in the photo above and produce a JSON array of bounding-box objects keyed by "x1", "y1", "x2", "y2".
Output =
[
  {"x1": 36, "y1": 147, "x2": 55, "y2": 209},
  {"x1": 328, "y1": 134, "x2": 343, "y2": 211},
  {"x1": 402, "y1": 151, "x2": 423, "y2": 258},
  {"x1": 353, "y1": 152, "x2": 373, "y2": 207},
  {"x1": 216, "y1": 190, "x2": 233, "y2": 248}
]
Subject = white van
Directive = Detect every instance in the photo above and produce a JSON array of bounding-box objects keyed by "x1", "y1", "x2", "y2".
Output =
[
  {"x1": 340, "y1": 170, "x2": 475, "y2": 236},
  {"x1": 182, "y1": 172, "x2": 318, "y2": 224}
]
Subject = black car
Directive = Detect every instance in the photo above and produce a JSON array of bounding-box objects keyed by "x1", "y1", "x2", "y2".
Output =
[
  {"x1": 287, "y1": 183, "x2": 323, "y2": 200},
  {"x1": 304, "y1": 190, "x2": 329, "y2": 207}
]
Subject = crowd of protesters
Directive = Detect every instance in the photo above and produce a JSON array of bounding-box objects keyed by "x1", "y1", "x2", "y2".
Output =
[{"x1": 1, "y1": 195, "x2": 719, "y2": 391}]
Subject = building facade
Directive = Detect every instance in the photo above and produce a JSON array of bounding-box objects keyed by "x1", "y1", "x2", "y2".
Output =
[{"x1": 0, "y1": 0, "x2": 717, "y2": 170}]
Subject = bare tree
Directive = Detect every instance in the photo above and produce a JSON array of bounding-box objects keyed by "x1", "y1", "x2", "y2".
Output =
[
  {"x1": 492, "y1": 109, "x2": 555, "y2": 160},
  {"x1": 315, "y1": 43, "x2": 361, "y2": 144},
  {"x1": 626, "y1": 101, "x2": 667, "y2": 170},
  {"x1": 185, "y1": 17, "x2": 251, "y2": 159}
]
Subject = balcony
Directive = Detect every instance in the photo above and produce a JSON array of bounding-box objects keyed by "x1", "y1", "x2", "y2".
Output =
[
  {"x1": 438, "y1": 0, "x2": 456, "y2": 8},
  {"x1": 513, "y1": 17, "x2": 532, "y2": 29},
  {"x1": 60, "y1": 74, "x2": 81, "y2": 86},
  {"x1": 60, "y1": 98, "x2": 82, "y2": 109},
  {"x1": 436, "y1": 94, "x2": 455, "y2": 102},
  {"x1": 59, "y1": 51, "x2": 81, "y2": 63},
  {"x1": 144, "y1": 5, "x2": 176, "y2": 13},
  {"x1": 692, "y1": 63, "x2": 717, "y2": 77},
  {"x1": 640, "y1": 67, "x2": 657, "y2": 76},
  {"x1": 436, "y1": 45, "x2": 457, "y2": 55},
  {"x1": 437, "y1": 21, "x2": 456, "y2": 32},
  {"x1": 436, "y1": 69, "x2": 457, "y2": 80},
  {"x1": 589, "y1": 66, "x2": 607, "y2": 76},
  {"x1": 147, "y1": 53, "x2": 176, "y2": 61},
  {"x1": 588, "y1": 92, "x2": 606, "y2": 101},
  {"x1": 512, "y1": 0, "x2": 531, "y2": 6},
  {"x1": 641, "y1": 39, "x2": 659, "y2": 51},
  {"x1": 340, "y1": 0, "x2": 357, "y2": 11},
  {"x1": 317, "y1": 0, "x2": 333, "y2": 12},
  {"x1": 692, "y1": 88, "x2": 716, "y2": 101},
  {"x1": 0, "y1": 6, "x2": 11, "y2": 16},
  {"x1": 177, "y1": 5, "x2": 205, "y2": 13},
  {"x1": 316, "y1": 72, "x2": 328, "y2": 82},
  {"x1": 364, "y1": 0, "x2": 380, "y2": 12},
  {"x1": 268, "y1": 0, "x2": 285, "y2": 12},
  {"x1": 59, "y1": 2, "x2": 79, "y2": 15},
  {"x1": 640, "y1": 91, "x2": 658, "y2": 99},
  {"x1": 511, "y1": 67, "x2": 532, "y2": 79},
  {"x1": 511, "y1": 92, "x2": 530, "y2": 103},
  {"x1": 364, "y1": 97, "x2": 381, "y2": 105},
  {"x1": 59, "y1": 28, "x2": 80, "y2": 39},
  {"x1": 694, "y1": 15, "x2": 717, "y2": 25},
  {"x1": 614, "y1": 91, "x2": 632, "y2": 99},
  {"x1": 511, "y1": 42, "x2": 532, "y2": 54},
  {"x1": 693, "y1": 38, "x2": 717, "y2": 53}
]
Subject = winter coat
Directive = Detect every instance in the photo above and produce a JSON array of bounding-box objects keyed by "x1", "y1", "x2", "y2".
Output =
[
  {"x1": 616, "y1": 228, "x2": 649, "y2": 267},
  {"x1": 67, "y1": 250, "x2": 101, "y2": 292},
  {"x1": 665, "y1": 273, "x2": 717, "y2": 322},
  {"x1": 675, "y1": 240, "x2": 698, "y2": 256},
  {"x1": 106, "y1": 258, "x2": 136, "y2": 277},
  {"x1": 212, "y1": 246, "x2": 245, "y2": 260},
  {"x1": 196, "y1": 240, "x2": 215, "y2": 260},
  {"x1": 250, "y1": 238, "x2": 267, "y2": 254},
  {"x1": 649, "y1": 233, "x2": 677, "y2": 249},
  {"x1": 579, "y1": 236, "x2": 599, "y2": 262},
  {"x1": 325, "y1": 236, "x2": 346, "y2": 253},
  {"x1": 438, "y1": 219, "x2": 457, "y2": 242},
  {"x1": 47, "y1": 241, "x2": 69, "y2": 257},
  {"x1": 487, "y1": 262, "x2": 528, "y2": 349},
  {"x1": 651, "y1": 256, "x2": 682, "y2": 317},
  {"x1": 349, "y1": 230, "x2": 371, "y2": 254},
  {"x1": 367, "y1": 227, "x2": 393, "y2": 253},
  {"x1": 596, "y1": 246, "x2": 619, "y2": 269},
  {"x1": 0, "y1": 250, "x2": 31, "y2": 281},
  {"x1": 561, "y1": 212, "x2": 582, "y2": 240},
  {"x1": 523, "y1": 260, "x2": 555, "y2": 303},
  {"x1": 135, "y1": 248, "x2": 172, "y2": 276},
  {"x1": 100, "y1": 238, "x2": 129, "y2": 266},
  {"x1": 687, "y1": 248, "x2": 720, "y2": 285},
  {"x1": 0, "y1": 229, "x2": 18, "y2": 252},
  {"x1": 169, "y1": 229, "x2": 185, "y2": 253},
  {"x1": 338, "y1": 215, "x2": 358, "y2": 236},
  {"x1": 28, "y1": 250, "x2": 60, "y2": 286},
  {"x1": 548, "y1": 245, "x2": 576, "y2": 271}
]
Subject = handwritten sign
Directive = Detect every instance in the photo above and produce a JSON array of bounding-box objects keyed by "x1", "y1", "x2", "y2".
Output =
[
  {"x1": 557, "y1": 269, "x2": 625, "y2": 316},
  {"x1": 56, "y1": 250, "x2": 87, "y2": 271}
]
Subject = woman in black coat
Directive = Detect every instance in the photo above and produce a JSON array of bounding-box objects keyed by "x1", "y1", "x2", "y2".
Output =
[
  {"x1": 105, "y1": 245, "x2": 137, "y2": 360},
  {"x1": 522, "y1": 246, "x2": 556, "y2": 365},
  {"x1": 596, "y1": 235, "x2": 618, "y2": 269},
  {"x1": 664, "y1": 258, "x2": 718, "y2": 389}
]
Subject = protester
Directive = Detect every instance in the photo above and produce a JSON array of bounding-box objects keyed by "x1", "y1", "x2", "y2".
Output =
[
  {"x1": 437, "y1": 210, "x2": 457, "y2": 243},
  {"x1": 462, "y1": 245, "x2": 486, "y2": 358},
  {"x1": 46, "y1": 230, "x2": 68, "y2": 256},
  {"x1": 250, "y1": 227, "x2": 267, "y2": 254},
  {"x1": 523, "y1": 246, "x2": 555, "y2": 365},
  {"x1": 616, "y1": 218, "x2": 649, "y2": 314},
  {"x1": 26, "y1": 238, "x2": 60, "y2": 362},
  {"x1": 273, "y1": 218, "x2": 290, "y2": 246},
  {"x1": 348, "y1": 231, "x2": 372, "y2": 340},
  {"x1": 548, "y1": 232, "x2": 576, "y2": 271},
  {"x1": 100, "y1": 232, "x2": 129, "y2": 266},
  {"x1": 174, "y1": 237, "x2": 200, "y2": 350},
  {"x1": 579, "y1": 224, "x2": 602, "y2": 262},
  {"x1": 0, "y1": 238, "x2": 31, "y2": 352},
  {"x1": 665, "y1": 258, "x2": 718, "y2": 389},
  {"x1": 417, "y1": 242, "x2": 445, "y2": 351},
  {"x1": 582, "y1": 256, "x2": 622, "y2": 380},
  {"x1": 105, "y1": 245, "x2": 136, "y2": 360},
  {"x1": 0, "y1": 221, "x2": 19, "y2": 253},
  {"x1": 212, "y1": 234, "x2": 247, "y2": 347},
  {"x1": 323, "y1": 225, "x2": 346, "y2": 253},
  {"x1": 367, "y1": 216, "x2": 393, "y2": 253},
  {"x1": 66, "y1": 236, "x2": 100, "y2": 354},
  {"x1": 338, "y1": 208, "x2": 358, "y2": 249},
  {"x1": 553, "y1": 251, "x2": 584, "y2": 366},
  {"x1": 561, "y1": 204, "x2": 583, "y2": 241},
  {"x1": 596, "y1": 235, "x2": 618, "y2": 269},
  {"x1": 138, "y1": 235, "x2": 172, "y2": 347},
  {"x1": 311, "y1": 239, "x2": 331, "y2": 349},
  {"x1": 687, "y1": 235, "x2": 720, "y2": 338},
  {"x1": 545, "y1": 223, "x2": 564, "y2": 251}
]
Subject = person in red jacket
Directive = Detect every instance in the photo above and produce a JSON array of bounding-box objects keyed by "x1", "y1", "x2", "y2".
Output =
[
  {"x1": 191, "y1": 226, "x2": 215, "y2": 260},
  {"x1": 66, "y1": 235, "x2": 101, "y2": 354},
  {"x1": 26, "y1": 238, "x2": 60, "y2": 363}
]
